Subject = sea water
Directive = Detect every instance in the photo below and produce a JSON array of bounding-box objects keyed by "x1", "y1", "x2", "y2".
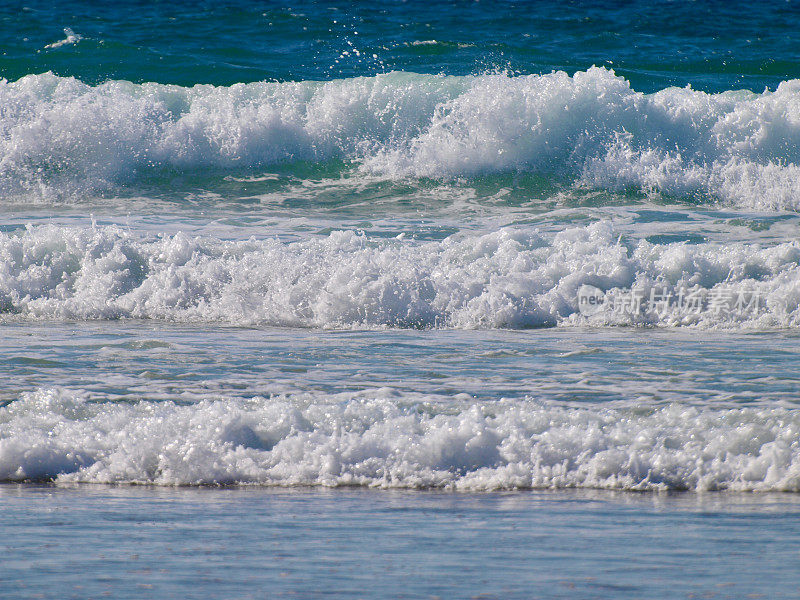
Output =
[
  {"x1": 2, "y1": 1, "x2": 800, "y2": 597},
  {"x1": 2, "y1": 485, "x2": 800, "y2": 600}
]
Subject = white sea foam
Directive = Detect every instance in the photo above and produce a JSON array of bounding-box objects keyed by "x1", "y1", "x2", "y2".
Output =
[
  {"x1": 1, "y1": 387, "x2": 799, "y2": 490},
  {"x1": 43, "y1": 28, "x2": 83, "y2": 50},
  {"x1": 1, "y1": 222, "x2": 799, "y2": 328},
  {"x1": 2, "y1": 68, "x2": 800, "y2": 209}
]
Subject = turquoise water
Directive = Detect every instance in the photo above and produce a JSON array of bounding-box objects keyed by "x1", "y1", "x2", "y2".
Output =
[{"x1": 3, "y1": 1, "x2": 800, "y2": 597}]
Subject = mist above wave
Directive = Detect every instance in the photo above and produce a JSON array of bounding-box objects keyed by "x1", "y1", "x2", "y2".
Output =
[{"x1": 2, "y1": 68, "x2": 800, "y2": 209}]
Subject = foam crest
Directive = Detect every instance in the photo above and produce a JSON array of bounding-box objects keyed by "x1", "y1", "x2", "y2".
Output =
[
  {"x1": 1, "y1": 222, "x2": 800, "y2": 328},
  {"x1": 2, "y1": 388, "x2": 799, "y2": 491},
  {"x1": 2, "y1": 69, "x2": 800, "y2": 209}
]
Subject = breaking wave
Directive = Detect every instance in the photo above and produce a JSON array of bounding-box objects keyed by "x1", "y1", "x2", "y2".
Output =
[
  {"x1": 1, "y1": 221, "x2": 800, "y2": 329},
  {"x1": 2, "y1": 388, "x2": 799, "y2": 491},
  {"x1": 2, "y1": 68, "x2": 800, "y2": 209}
]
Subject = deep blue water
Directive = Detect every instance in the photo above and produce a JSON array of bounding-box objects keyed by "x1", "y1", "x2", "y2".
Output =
[{"x1": 5, "y1": 0, "x2": 800, "y2": 92}]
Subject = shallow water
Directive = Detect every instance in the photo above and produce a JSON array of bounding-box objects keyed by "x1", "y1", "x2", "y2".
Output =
[
  {"x1": 2, "y1": 323, "x2": 799, "y2": 490},
  {"x1": 2, "y1": 484, "x2": 800, "y2": 600}
]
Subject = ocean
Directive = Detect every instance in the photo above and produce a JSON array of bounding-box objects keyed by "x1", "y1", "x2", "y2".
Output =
[{"x1": 2, "y1": 1, "x2": 800, "y2": 597}]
